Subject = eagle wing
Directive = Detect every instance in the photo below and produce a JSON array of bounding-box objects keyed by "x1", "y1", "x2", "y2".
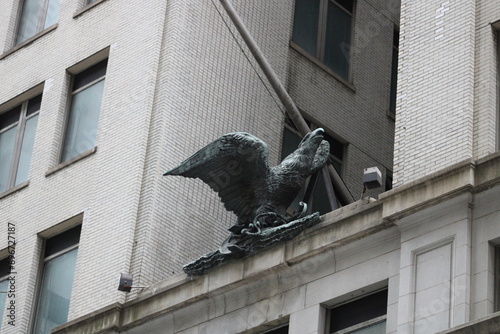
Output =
[{"x1": 164, "y1": 132, "x2": 270, "y2": 221}]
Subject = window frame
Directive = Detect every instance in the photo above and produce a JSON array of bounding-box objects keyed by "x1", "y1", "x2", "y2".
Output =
[
  {"x1": 261, "y1": 324, "x2": 289, "y2": 334},
  {"x1": 291, "y1": 0, "x2": 356, "y2": 82},
  {"x1": 326, "y1": 288, "x2": 388, "y2": 334},
  {"x1": 31, "y1": 225, "x2": 81, "y2": 334},
  {"x1": 59, "y1": 58, "x2": 108, "y2": 164},
  {"x1": 388, "y1": 26, "x2": 399, "y2": 118},
  {"x1": 0, "y1": 94, "x2": 41, "y2": 193},
  {"x1": 495, "y1": 245, "x2": 500, "y2": 312},
  {"x1": 0, "y1": 257, "x2": 11, "y2": 330},
  {"x1": 14, "y1": 0, "x2": 59, "y2": 46}
]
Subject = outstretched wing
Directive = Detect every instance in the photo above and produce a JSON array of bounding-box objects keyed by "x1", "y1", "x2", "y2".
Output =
[{"x1": 164, "y1": 132, "x2": 270, "y2": 221}]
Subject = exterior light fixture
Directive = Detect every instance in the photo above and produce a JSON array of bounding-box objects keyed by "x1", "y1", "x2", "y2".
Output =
[
  {"x1": 360, "y1": 167, "x2": 382, "y2": 199},
  {"x1": 117, "y1": 273, "x2": 148, "y2": 292}
]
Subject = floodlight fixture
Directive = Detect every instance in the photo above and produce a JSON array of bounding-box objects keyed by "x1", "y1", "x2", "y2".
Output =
[{"x1": 117, "y1": 273, "x2": 148, "y2": 292}]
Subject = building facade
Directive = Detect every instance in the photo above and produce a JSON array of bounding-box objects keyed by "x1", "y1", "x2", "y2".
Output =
[{"x1": 0, "y1": 0, "x2": 499, "y2": 334}]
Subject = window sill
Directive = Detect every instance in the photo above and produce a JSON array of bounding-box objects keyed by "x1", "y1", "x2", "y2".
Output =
[
  {"x1": 73, "y1": 0, "x2": 110, "y2": 18},
  {"x1": 289, "y1": 42, "x2": 356, "y2": 93},
  {"x1": 45, "y1": 147, "x2": 97, "y2": 177},
  {"x1": 0, "y1": 24, "x2": 58, "y2": 61},
  {"x1": 0, "y1": 181, "x2": 29, "y2": 200}
]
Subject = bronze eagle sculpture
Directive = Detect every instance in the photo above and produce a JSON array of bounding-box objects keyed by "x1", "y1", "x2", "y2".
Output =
[
  {"x1": 164, "y1": 128, "x2": 330, "y2": 233},
  {"x1": 164, "y1": 128, "x2": 330, "y2": 275}
]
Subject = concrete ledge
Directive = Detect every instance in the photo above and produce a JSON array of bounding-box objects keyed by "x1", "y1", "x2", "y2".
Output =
[
  {"x1": 53, "y1": 198, "x2": 388, "y2": 333},
  {"x1": 51, "y1": 302, "x2": 121, "y2": 334},
  {"x1": 380, "y1": 159, "x2": 475, "y2": 221},
  {"x1": 438, "y1": 311, "x2": 500, "y2": 334}
]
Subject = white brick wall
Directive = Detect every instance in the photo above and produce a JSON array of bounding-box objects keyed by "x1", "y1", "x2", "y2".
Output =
[{"x1": 394, "y1": 0, "x2": 500, "y2": 186}]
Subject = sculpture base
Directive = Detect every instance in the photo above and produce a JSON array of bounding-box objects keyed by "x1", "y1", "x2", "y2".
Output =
[{"x1": 183, "y1": 213, "x2": 321, "y2": 276}]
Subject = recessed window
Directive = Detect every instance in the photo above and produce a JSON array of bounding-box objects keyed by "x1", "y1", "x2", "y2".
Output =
[
  {"x1": 282, "y1": 117, "x2": 346, "y2": 215},
  {"x1": 385, "y1": 171, "x2": 393, "y2": 191},
  {"x1": 32, "y1": 225, "x2": 81, "y2": 334},
  {"x1": 16, "y1": 0, "x2": 60, "y2": 45},
  {"x1": 328, "y1": 289, "x2": 387, "y2": 334},
  {"x1": 389, "y1": 27, "x2": 399, "y2": 116},
  {"x1": 495, "y1": 246, "x2": 500, "y2": 312},
  {"x1": 61, "y1": 59, "x2": 108, "y2": 163},
  {"x1": 292, "y1": 0, "x2": 355, "y2": 80},
  {"x1": 0, "y1": 94, "x2": 41, "y2": 193},
  {"x1": 0, "y1": 258, "x2": 11, "y2": 330},
  {"x1": 262, "y1": 325, "x2": 289, "y2": 334}
]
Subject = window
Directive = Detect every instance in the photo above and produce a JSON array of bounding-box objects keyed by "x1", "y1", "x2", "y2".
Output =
[
  {"x1": 495, "y1": 246, "x2": 500, "y2": 312},
  {"x1": 292, "y1": 0, "x2": 354, "y2": 80},
  {"x1": 32, "y1": 225, "x2": 81, "y2": 334},
  {"x1": 0, "y1": 94, "x2": 41, "y2": 193},
  {"x1": 0, "y1": 258, "x2": 11, "y2": 330},
  {"x1": 61, "y1": 59, "x2": 107, "y2": 163},
  {"x1": 15, "y1": 0, "x2": 60, "y2": 45},
  {"x1": 282, "y1": 117, "x2": 346, "y2": 215},
  {"x1": 262, "y1": 325, "x2": 289, "y2": 334},
  {"x1": 328, "y1": 289, "x2": 387, "y2": 334},
  {"x1": 389, "y1": 27, "x2": 399, "y2": 116},
  {"x1": 385, "y1": 171, "x2": 393, "y2": 191}
]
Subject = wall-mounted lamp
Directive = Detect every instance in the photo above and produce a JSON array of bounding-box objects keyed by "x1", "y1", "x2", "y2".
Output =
[
  {"x1": 117, "y1": 273, "x2": 148, "y2": 292},
  {"x1": 360, "y1": 167, "x2": 382, "y2": 199}
]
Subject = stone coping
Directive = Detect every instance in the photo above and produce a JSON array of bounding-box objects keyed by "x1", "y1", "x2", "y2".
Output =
[
  {"x1": 53, "y1": 197, "x2": 388, "y2": 333},
  {"x1": 438, "y1": 311, "x2": 500, "y2": 334}
]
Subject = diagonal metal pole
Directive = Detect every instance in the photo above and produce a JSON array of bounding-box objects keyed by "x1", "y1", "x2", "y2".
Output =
[{"x1": 219, "y1": 0, "x2": 354, "y2": 204}]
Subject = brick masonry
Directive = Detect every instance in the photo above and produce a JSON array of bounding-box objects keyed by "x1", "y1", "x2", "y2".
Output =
[{"x1": 394, "y1": 0, "x2": 500, "y2": 186}]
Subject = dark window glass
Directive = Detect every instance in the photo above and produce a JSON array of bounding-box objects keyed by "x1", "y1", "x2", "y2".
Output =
[
  {"x1": 324, "y1": 132, "x2": 343, "y2": 171},
  {"x1": 0, "y1": 106, "x2": 21, "y2": 130},
  {"x1": 385, "y1": 172, "x2": 393, "y2": 191},
  {"x1": 73, "y1": 59, "x2": 108, "y2": 91},
  {"x1": 324, "y1": 1, "x2": 352, "y2": 79},
  {"x1": 28, "y1": 95, "x2": 43, "y2": 116},
  {"x1": 311, "y1": 171, "x2": 332, "y2": 214},
  {"x1": 330, "y1": 289, "x2": 388, "y2": 332},
  {"x1": 336, "y1": 0, "x2": 354, "y2": 13},
  {"x1": 264, "y1": 325, "x2": 289, "y2": 334},
  {"x1": 45, "y1": 225, "x2": 82, "y2": 257},
  {"x1": 495, "y1": 246, "x2": 500, "y2": 312},
  {"x1": 292, "y1": 0, "x2": 321, "y2": 56},
  {"x1": 389, "y1": 28, "x2": 399, "y2": 115},
  {"x1": 0, "y1": 258, "x2": 10, "y2": 278}
]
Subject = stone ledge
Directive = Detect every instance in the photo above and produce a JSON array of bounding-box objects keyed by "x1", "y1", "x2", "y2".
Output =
[
  {"x1": 380, "y1": 158, "x2": 475, "y2": 221},
  {"x1": 51, "y1": 302, "x2": 122, "y2": 334},
  {"x1": 438, "y1": 311, "x2": 500, "y2": 334},
  {"x1": 52, "y1": 198, "x2": 387, "y2": 333}
]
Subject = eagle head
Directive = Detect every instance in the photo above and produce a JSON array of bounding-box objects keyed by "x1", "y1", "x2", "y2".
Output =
[{"x1": 281, "y1": 128, "x2": 330, "y2": 174}]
